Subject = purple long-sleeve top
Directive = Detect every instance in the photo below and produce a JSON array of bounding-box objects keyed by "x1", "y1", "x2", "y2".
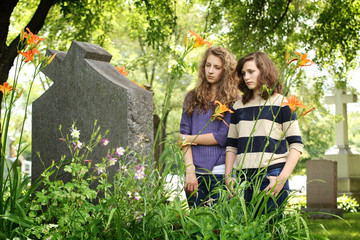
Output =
[{"x1": 180, "y1": 101, "x2": 231, "y2": 173}]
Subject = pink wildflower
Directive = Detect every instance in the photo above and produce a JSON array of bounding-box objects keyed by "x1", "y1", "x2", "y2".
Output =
[
  {"x1": 134, "y1": 212, "x2": 145, "y2": 223},
  {"x1": 133, "y1": 192, "x2": 141, "y2": 201},
  {"x1": 102, "y1": 138, "x2": 109, "y2": 146},
  {"x1": 127, "y1": 191, "x2": 132, "y2": 198},
  {"x1": 116, "y1": 147, "x2": 125, "y2": 157},
  {"x1": 120, "y1": 165, "x2": 128, "y2": 175},
  {"x1": 71, "y1": 128, "x2": 80, "y2": 138},
  {"x1": 135, "y1": 165, "x2": 145, "y2": 170},
  {"x1": 72, "y1": 141, "x2": 83, "y2": 149},
  {"x1": 134, "y1": 165, "x2": 145, "y2": 180},
  {"x1": 95, "y1": 165, "x2": 105, "y2": 175},
  {"x1": 107, "y1": 153, "x2": 118, "y2": 166}
]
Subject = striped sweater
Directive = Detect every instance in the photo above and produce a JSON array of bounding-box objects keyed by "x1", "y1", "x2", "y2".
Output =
[{"x1": 226, "y1": 94, "x2": 303, "y2": 170}]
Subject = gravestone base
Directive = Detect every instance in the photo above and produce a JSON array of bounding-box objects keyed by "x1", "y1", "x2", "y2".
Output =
[
  {"x1": 325, "y1": 146, "x2": 360, "y2": 202},
  {"x1": 301, "y1": 207, "x2": 343, "y2": 219}
]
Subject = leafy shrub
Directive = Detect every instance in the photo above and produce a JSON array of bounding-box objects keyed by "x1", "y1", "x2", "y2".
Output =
[
  {"x1": 23, "y1": 123, "x2": 178, "y2": 239},
  {"x1": 287, "y1": 194, "x2": 360, "y2": 214},
  {"x1": 337, "y1": 194, "x2": 360, "y2": 213},
  {"x1": 287, "y1": 196, "x2": 306, "y2": 210}
]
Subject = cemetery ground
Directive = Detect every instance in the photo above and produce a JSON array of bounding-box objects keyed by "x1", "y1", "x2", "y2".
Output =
[
  {"x1": 309, "y1": 212, "x2": 360, "y2": 239},
  {"x1": 287, "y1": 175, "x2": 360, "y2": 240}
]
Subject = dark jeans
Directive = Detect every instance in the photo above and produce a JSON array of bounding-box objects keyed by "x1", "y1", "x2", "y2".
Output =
[
  {"x1": 238, "y1": 164, "x2": 289, "y2": 217},
  {"x1": 186, "y1": 174, "x2": 224, "y2": 208}
]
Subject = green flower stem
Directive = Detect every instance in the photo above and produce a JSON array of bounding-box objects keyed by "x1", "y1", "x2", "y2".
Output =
[
  {"x1": 1, "y1": 56, "x2": 24, "y2": 161},
  {"x1": 0, "y1": 55, "x2": 25, "y2": 215},
  {"x1": 16, "y1": 62, "x2": 49, "y2": 161},
  {"x1": 149, "y1": 47, "x2": 193, "y2": 162}
]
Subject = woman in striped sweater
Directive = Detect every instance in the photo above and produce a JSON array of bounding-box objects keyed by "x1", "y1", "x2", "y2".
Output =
[
  {"x1": 179, "y1": 46, "x2": 239, "y2": 208},
  {"x1": 225, "y1": 52, "x2": 303, "y2": 215}
]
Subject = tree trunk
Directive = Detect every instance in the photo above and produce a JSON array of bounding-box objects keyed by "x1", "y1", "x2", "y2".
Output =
[{"x1": 153, "y1": 110, "x2": 169, "y2": 173}]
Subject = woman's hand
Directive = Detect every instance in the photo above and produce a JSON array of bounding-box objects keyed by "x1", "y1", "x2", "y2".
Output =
[
  {"x1": 184, "y1": 173, "x2": 198, "y2": 196},
  {"x1": 178, "y1": 134, "x2": 197, "y2": 148},
  {"x1": 264, "y1": 175, "x2": 286, "y2": 197},
  {"x1": 225, "y1": 177, "x2": 236, "y2": 198}
]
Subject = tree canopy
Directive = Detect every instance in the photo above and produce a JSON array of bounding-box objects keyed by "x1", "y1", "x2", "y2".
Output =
[{"x1": 3, "y1": 0, "x2": 360, "y2": 163}]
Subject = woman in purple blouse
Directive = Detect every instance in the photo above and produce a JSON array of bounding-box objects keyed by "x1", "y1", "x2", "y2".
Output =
[{"x1": 179, "y1": 46, "x2": 239, "y2": 207}]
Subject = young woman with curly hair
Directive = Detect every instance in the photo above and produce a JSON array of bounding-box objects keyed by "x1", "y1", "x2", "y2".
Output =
[
  {"x1": 225, "y1": 51, "x2": 303, "y2": 218},
  {"x1": 179, "y1": 46, "x2": 239, "y2": 208}
]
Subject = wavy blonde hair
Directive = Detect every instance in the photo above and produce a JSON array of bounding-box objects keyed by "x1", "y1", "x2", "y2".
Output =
[
  {"x1": 184, "y1": 46, "x2": 239, "y2": 116},
  {"x1": 236, "y1": 51, "x2": 282, "y2": 104}
]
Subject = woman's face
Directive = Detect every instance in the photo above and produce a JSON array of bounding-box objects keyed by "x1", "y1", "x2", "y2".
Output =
[
  {"x1": 205, "y1": 54, "x2": 224, "y2": 86},
  {"x1": 241, "y1": 60, "x2": 260, "y2": 93}
]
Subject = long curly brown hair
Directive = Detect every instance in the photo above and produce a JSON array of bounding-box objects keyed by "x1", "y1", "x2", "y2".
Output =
[
  {"x1": 184, "y1": 46, "x2": 239, "y2": 116},
  {"x1": 236, "y1": 52, "x2": 282, "y2": 104}
]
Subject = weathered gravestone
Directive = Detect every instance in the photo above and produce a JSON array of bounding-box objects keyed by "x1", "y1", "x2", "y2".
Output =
[
  {"x1": 32, "y1": 41, "x2": 153, "y2": 183},
  {"x1": 302, "y1": 159, "x2": 343, "y2": 219},
  {"x1": 325, "y1": 87, "x2": 360, "y2": 201}
]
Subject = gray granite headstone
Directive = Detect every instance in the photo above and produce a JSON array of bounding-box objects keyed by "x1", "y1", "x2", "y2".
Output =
[
  {"x1": 302, "y1": 159, "x2": 343, "y2": 219},
  {"x1": 32, "y1": 41, "x2": 153, "y2": 183}
]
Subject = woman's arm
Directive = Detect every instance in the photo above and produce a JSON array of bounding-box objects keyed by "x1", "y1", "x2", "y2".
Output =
[
  {"x1": 264, "y1": 105, "x2": 304, "y2": 196},
  {"x1": 179, "y1": 133, "x2": 218, "y2": 145},
  {"x1": 225, "y1": 151, "x2": 237, "y2": 197},
  {"x1": 264, "y1": 148, "x2": 301, "y2": 196},
  {"x1": 179, "y1": 111, "x2": 232, "y2": 146},
  {"x1": 182, "y1": 145, "x2": 198, "y2": 195}
]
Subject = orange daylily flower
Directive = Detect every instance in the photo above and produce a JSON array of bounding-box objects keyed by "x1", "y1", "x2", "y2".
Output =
[
  {"x1": 115, "y1": 65, "x2": 129, "y2": 76},
  {"x1": 27, "y1": 34, "x2": 46, "y2": 47},
  {"x1": 212, "y1": 100, "x2": 234, "y2": 126},
  {"x1": 294, "y1": 52, "x2": 314, "y2": 68},
  {"x1": 0, "y1": 82, "x2": 14, "y2": 97},
  {"x1": 189, "y1": 31, "x2": 212, "y2": 48},
  {"x1": 19, "y1": 49, "x2": 40, "y2": 62},
  {"x1": 213, "y1": 100, "x2": 234, "y2": 116},
  {"x1": 281, "y1": 95, "x2": 306, "y2": 112},
  {"x1": 25, "y1": 28, "x2": 45, "y2": 47},
  {"x1": 301, "y1": 103, "x2": 315, "y2": 116}
]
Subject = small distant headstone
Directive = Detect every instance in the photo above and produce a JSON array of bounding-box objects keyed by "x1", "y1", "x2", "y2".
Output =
[
  {"x1": 302, "y1": 159, "x2": 343, "y2": 219},
  {"x1": 32, "y1": 41, "x2": 153, "y2": 184}
]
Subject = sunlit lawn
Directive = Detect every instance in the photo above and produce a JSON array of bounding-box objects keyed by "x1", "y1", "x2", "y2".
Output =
[{"x1": 309, "y1": 212, "x2": 360, "y2": 239}]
